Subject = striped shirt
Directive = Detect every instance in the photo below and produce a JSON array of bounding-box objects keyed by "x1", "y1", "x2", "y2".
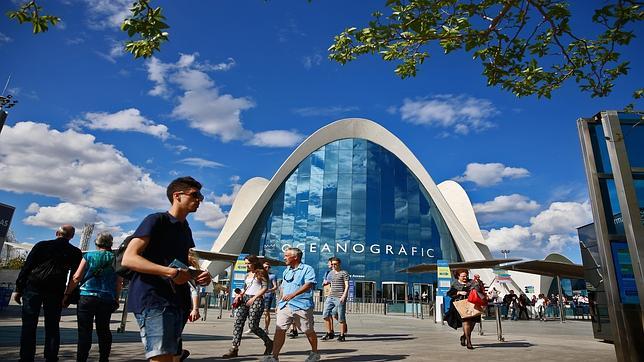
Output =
[{"x1": 328, "y1": 270, "x2": 349, "y2": 298}]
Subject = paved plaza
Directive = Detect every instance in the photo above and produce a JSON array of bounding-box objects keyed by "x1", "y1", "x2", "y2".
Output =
[{"x1": 0, "y1": 304, "x2": 616, "y2": 361}]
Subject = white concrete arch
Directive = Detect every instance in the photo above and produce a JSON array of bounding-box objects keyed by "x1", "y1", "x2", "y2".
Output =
[{"x1": 205, "y1": 118, "x2": 487, "y2": 278}]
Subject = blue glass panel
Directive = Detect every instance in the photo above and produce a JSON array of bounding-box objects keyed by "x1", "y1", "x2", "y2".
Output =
[
  {"x1": 338, "y1": 149, "x2": 353, "y2": 174},
  {"x1": 351, "y1": 197, "x2": 366, "y2": 226},
  {"x1": 589, "y1": 124, "x2": 612, "y2": 174},
  {"x1": 311, "y1": 149, "x2": 325, "y2": 174},
  {"x1": 620, "y1": 121, "x2": 644, "y2": 168},
  {"x1": 353, "y1": 149, "x2": 367, "y2": 174},
  {"x1": 338, "y1": 138, "x2": 353, "y2": 149},
  {"x1": 324, "y1": 147, "x2": 338, "y2": 175},
  {"x1": 353, "y1": 138, "x2": 367, "y2": 151},
  {"x1": 352, "y1": 172, "x2": 366, "y2": 199},
  {"x1": 337, "y1": 173, "x2": 352, "y2": 199}
]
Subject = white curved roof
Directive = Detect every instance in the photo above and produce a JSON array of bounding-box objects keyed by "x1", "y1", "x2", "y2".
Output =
[{"x1": 205, "y1": 118, "x2": 487, "y2": 277}]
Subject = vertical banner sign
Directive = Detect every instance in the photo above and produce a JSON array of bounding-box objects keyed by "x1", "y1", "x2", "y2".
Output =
[
  {"x1": 348, "y1": 280, "x2": 355, "y2": 302},
  {"x1": 0, "y1": 203, "x2": 16, "y2": 253},
  {"x1": 230, "y1": 253, "x2": 248, "y2": 305},
  {"x1": 435, "y1": 260, "x2": 451, "y2": 322},
  {"x1": 611, "y1": 241, "x2": 639, "y2": 304}
]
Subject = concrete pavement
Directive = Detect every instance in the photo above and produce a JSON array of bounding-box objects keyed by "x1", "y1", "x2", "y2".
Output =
[{"x1": 0, "y1": 304, "x2": 615, "y2": 361}]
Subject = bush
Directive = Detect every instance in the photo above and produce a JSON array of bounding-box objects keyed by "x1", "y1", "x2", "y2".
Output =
[{"x1": 1, "y1": 257, "x2": 25, "y2": 270}]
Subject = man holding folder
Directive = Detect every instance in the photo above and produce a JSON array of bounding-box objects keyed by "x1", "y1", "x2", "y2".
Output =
[{"x1": 122, "y1": 176, "x2": 211, "y2": 362}]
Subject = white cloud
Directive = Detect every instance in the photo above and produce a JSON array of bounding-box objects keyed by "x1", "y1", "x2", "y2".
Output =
[
  {"x1": 302, "y1": 54, "x2": 322, "y2": 69},
  {"x1": 95, "y1": 39, "x2": 124, "y2": 63},
  {"x1": 247, "y1": 130, "x2": 305, "y2": 148},
  {"x1": 82, "y1": 0, "x2": 131, "y2": 29},
  {"x1": 146, "y1": 53, "x2": 302, "y2": 147},
  {"x1": 194, "y1": 201, "x2": 227, "y2": 229},
  {"x1": 0, "y1": 122, "x2": 166, "y2": 211},
  {"x1": 213, "y1": 177, "x2": 243, "y2": 206},
  {"x1": 177, "y1": 157, "x2": 224, "y2": 168},
  {"x1": 0, "y1": 32, "x2": 13, "y2": 44},
  {"x1": 454, "y1": 162, "x2": 530, "y2": 187},
  {"x1": 395, "y1": 94, "x2": 498, "y2": 134},
  {"x1": 482, "y1": 201, "x2": 593, "y2": 256},
  {"x1": 481, "y1": 225, "x2": 532, "y2": 251},
  {"x1": 292, "y1": 106, "x2": 359, "y2": 117},
  {"x1": 71, "y1": 108, "x2": 170, "y2": 140},
  {"x1": 529, "y1": 201, "x2": 592, "y2": 239},
  {"x1": 24, "y1": 202, "x2": 99, "y2": 228},
  {"x1": 473, "y1": 194, "x2": 540, "y2": 214}
]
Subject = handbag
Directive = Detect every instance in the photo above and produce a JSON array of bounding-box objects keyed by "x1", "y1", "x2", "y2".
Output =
[
  {"x1": 454, "y1": 299, "x2": 483, "y2": 319},
  {"x1": 468, "y1": 289, "x2": 487, "y2": 307}
]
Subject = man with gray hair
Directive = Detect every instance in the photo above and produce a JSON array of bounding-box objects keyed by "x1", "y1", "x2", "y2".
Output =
[
  {"x1": 262, "y1": 247, "x2": 319, "y2": 362},
  {"x1": 14, "y1": 224, "x2": 82, "y2": 362}
]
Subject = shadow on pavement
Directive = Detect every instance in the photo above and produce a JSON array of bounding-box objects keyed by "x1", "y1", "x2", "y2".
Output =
[
  {"x1": 475, "y1": 341, "x2": 534, "y2": 348},
  {"x1": 337, "y1": 333, "x2": 416, "y2": 342}
]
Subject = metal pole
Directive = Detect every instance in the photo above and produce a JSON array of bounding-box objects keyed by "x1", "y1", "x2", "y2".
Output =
[
  {"x1": 557, "y1": 275, "x2": 565, "y2": 323},
  {"x1": 495, "y1": 303, "x2": 504, "y2": 341},
  {"x1": 117, "y1": 290, "x2": 129, "y2": 333}
]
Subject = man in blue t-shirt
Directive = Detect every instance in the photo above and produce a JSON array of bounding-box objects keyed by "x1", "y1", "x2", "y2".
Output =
[
  {"x1": 262, "y1": 247, "x2": 319, "y2": 362},
  {"x1": 122, "y1": 176, "x2": 212, "y2": 362}
]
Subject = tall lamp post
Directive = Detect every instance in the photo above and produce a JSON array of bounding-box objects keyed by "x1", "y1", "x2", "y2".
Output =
[{"x1": 500, "y1": 250, "x2": 511, "y2": 259}]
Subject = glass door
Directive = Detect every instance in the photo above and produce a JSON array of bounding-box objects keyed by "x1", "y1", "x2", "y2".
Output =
[
  {"x1": 382, "y1": 282, "x2": 407, "y2": 312},
  {"x1": 354, "y1": 281, "x2": 376, "y2": 302}
]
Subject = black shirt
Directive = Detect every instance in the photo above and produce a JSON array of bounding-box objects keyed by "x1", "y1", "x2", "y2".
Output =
[
  {"x1": 15, "y1": 237, "x2": 82, "y2": 295},
  {"x1": 127, "y1": 212, "x2": 195, "y2": 313}
]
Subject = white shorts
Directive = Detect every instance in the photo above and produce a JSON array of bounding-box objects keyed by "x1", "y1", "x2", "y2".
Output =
[{"x1": 275, "y1": 306, "x2": 314, "y2": 333}]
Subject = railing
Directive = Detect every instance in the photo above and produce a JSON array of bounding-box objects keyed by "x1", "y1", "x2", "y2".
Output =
[{"x1": 313, "y1": 296, "x2": 434, "y2": 318}]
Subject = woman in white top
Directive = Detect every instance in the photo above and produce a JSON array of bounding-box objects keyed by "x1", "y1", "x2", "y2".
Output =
[
  {"x1": 535, "y1": 293, "x2": 547, "y2": 321},
  {"x1": 222, "y1": 255, "x2": 273, "y2": 358}
]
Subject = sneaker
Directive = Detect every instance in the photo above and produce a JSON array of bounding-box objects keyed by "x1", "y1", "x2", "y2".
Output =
[
  {"x1": 337, "y1": 334, "x2": 346, "y2": 342},
  {"x1": 260, "y1": 356, "x2": 279, "y2": 362},
  {"x1": 321, "y1": 332, "x2": 335, "y2": 341},
  {"x1": 304, "y1": 351, "x2": 321, "y2": 362},
  {"x1": 180, "y1": 349, "x2": 190, "y2": 361},
  {"x1": 288, "y1": 329, "x2": 298, "y2": 338},
  {"x1": 244, "y1": 328, "x2": 252, "y2": 334}
]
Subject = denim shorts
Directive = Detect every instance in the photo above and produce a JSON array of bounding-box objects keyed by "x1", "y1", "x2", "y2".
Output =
[
  {"x1": 263, "y1": 294, "x2": 275, "y2": 311},
  {"x1": 134, "y1": 306, "x2": 185, "y2": 359},
  {"x1": 322, "y1": 296, "x2": 346, "y2": 322}
]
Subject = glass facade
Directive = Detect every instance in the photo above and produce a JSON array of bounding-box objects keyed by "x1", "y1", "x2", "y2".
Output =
[{"x1": 243, "y1": 138, "x2": 461, "y2": 297}]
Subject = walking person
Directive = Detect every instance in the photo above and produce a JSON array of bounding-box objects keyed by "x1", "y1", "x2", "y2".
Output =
[
  {"x1": 262, "y1": 247, "x2": 320, "y2": 362},
  {"x1": 263, "y1": 261, "x2": 278, "y2": 333},
  {"x1": 13, "y1": 224, "x2": 82, "y2": 362},
  {"x1": 222, "y1": 255, "x2": 273, "y2": 358},
  {"x1": 121, "y1": 176, "x2": 212, "y2": 362},
  {"x1": 322, "y1": 257, "x2": 349, "y2": 342},
  {"x1": 518, "y1": 294, "x2": 530, "y2": 320},
  {"x1": 535, "y1": 293, "x2": 547, "y2": 321},
  {"x1": 62, "y1": 232, "x2": 122, "y2": 362},
  {"x1": 445, "y1": 269, "x2": 483, "y2": 350}
]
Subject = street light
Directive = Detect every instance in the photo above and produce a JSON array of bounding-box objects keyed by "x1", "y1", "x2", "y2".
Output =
[{"x1": 500, "y1": 250, "x2": 511, "y2": 259}]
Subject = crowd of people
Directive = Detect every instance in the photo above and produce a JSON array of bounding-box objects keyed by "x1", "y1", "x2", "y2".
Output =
[{"x1": 12, "y1": 176, "x2": 353, "y2": 362}]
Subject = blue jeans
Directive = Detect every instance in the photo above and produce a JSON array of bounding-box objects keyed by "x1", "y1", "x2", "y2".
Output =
[
  {"x1": 20, "y1": 287, "x2": 63, "y2": 362},
  {"x1": 134, "y1": 306, "x2": 187, "y2": 359},
  {"x1": 322, "y1": 296, "x2": 346, "y2": 323},
  {"x1": 76, "y1": 296, "x2": 114, "y2": 362}
]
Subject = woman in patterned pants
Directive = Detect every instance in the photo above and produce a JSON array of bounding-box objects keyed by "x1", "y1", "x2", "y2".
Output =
[{"x1": 223, "y1": 255, "x2": 273, "y2": 358}]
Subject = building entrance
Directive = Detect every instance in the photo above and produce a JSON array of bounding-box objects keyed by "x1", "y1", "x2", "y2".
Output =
[
  {"x1": 383, "y1": 282, "x2": 407, "y2": 312},
  {"x1": 354, "y1": 281, "x2": 376, "y2": 302}
]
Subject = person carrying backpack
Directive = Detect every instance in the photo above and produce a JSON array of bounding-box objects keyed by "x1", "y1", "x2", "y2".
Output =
[
  {"x1": 121, "y1": 176, "x2": 212, "y2": 362},
  {"x1": 63, "y1": 232, "x2": 122, "y2": 362},
  {"x1": 13, "y1": 224, "x2": 82, "y2": 362}
]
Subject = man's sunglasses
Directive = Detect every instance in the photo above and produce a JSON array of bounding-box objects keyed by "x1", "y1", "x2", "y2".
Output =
[{"x1": 177, "y1": 191, "x2": 204, "y2": 201}]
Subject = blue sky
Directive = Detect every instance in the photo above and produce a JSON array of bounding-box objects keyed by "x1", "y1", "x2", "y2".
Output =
[{"x1": 1, "y1": 1, "x2": 641, "y2": 263}]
